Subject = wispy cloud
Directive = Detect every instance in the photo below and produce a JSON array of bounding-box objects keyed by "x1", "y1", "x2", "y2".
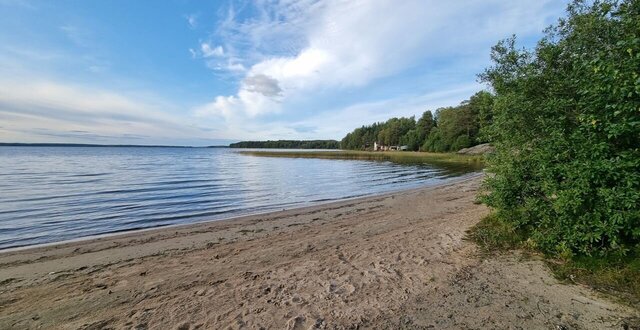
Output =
[
  {"x1": 0, "y1": 79, "x2": 222, "y2": 145},
  {"x1": 0, "y1": 0, "x2": 36, "y2": 9},
  {"x1": 185, "y1": 13, "x2": 198, "y2": 29},
  {"x1": 59, "y1": 24, "x2": 92, "y2": 47},
  {"x1": 194, "y1": 81, "x2": 482, "y2": 142},
  {"x1": 200, "y1": 42, "x2": 224, "y2": 57}
]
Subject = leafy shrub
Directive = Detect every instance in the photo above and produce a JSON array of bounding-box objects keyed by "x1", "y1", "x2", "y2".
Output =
[
  {"x1": 480, "y1": 0, "x2": 640, "y2": 256},
  {"x1": 451, "y1": 135, "x2": 472, "y2": 151}
]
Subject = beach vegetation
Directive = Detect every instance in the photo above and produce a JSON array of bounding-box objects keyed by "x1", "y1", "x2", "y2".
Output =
[
  {"x1": 548, "y1": 247, "x2": 640, "y2": 306},
  {"x1": 480, "y1": 0, "x2": 640, "y2": 257},
  {"x1": 466, "y1": 213, "x2": 526, "y2": 253},
  {"x1": 468, "y1": 214, "x2": 640, "y2": 305},
  {"x1": 469, "y1": 0, "x2": 640, "y2": 305}
]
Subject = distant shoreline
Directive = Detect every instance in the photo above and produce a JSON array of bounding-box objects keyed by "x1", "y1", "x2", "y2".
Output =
[
  {"x1": 239, "y1": 149, "x2": 486, "y2": 168},
  {"x1": 229, "y1": 139, "x2": 340, "y2": 149}
]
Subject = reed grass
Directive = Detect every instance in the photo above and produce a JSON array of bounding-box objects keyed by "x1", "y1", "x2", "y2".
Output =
[{"x1": 237, "y1": 150, "x2": 485, "y2": 169}]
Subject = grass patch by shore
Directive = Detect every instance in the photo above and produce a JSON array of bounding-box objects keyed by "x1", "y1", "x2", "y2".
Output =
[
  {"x1": 466, "y1": 213, "x2": 526, "y2": 253},
  {"x1": 548, "y1": 251, "x2": 640, "y2": 306},
  {"x1": 467, "y1": 214, "x2": 640, "y2": 306},
  {"x1": 238, "y1": 150, "x2": 484, "y2": 169}
]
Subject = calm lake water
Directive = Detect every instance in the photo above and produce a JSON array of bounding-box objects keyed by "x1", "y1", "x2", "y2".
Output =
[{"x1": 0, "y1": 147, "x2": 479, "y2": 249}]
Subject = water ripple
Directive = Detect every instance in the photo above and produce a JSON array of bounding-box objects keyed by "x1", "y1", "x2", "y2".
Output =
[{"x1": 0, "y1": 147, "x2": 478, "y2": 249}]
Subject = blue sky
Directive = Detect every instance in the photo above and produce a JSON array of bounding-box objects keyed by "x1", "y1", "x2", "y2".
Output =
[{"x1": 0, "y1": 0, "x2": 569, "y2": 146}]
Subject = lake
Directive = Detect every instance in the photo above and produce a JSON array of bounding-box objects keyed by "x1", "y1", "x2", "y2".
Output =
[{"x1": 0, "y1": 147, "x2": 479, "y2": 249}]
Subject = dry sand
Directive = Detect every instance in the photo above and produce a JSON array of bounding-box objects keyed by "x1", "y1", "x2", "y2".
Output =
[{"x1": 0, "y1": 174, "x2": 637, "y2": 329}]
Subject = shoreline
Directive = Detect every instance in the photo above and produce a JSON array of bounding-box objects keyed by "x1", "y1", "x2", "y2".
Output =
[
  {"x1": 1, "y1": 174, "x2": 637, "y2": 329},
  {"x1": 0, "y1": 172, "x2": 481, "y2": 255},
  {"x1": 238, "y1": 149, "x2": 485, "y2": 167}
]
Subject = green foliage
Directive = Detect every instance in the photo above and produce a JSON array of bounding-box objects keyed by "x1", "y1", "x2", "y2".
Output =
[
  {"x1": 229, "y1": 140, "x2": 340, "y2": 149},
  {"x1": 377, "y1": 117, "x2": 416, "y2": 146},
  {"x1": 480, "y1": 0, "x2": 640, "y2": 256},
  {"x1": 341, "y1": 117, "x2": 418, "y2": 150},
  {"x1": 341, "y1": 91, "x2": 494, "y2": 152},
  {"x1": 467, "y1": 214, "x2": 526, "y2": 252},
  {"x1": 419, "y1": 92, "x2": 495, "y2": 152},
  {"x1": 468, "y1": 91, "x2": 496, "y2": 143},
  {"x1": 416, "y1": 110, "x2": 436, "y2": 142},
  {"x1": 422, "y1": 127, "x2": 445, "y2": 152},
  {"x1": 399, "y1": 128, "x2": 422, "y2": 151},
  {"x1": 451, "y1": 135, "x2": 472, "y2": 151}
]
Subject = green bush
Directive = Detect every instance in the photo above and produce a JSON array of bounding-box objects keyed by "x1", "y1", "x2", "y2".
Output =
[
  {"x1": 467, "y1": 214, "x2": 525, "y2": 252},
  {"x1": 480, "y1": 0, "x2": 640, "y2": 256},
  {"x1": 421, "y1": 128, "x2": 445, "y2": 152},
  {"x1": 451, "y1": 135, "x2": 472, "y2": 151}
]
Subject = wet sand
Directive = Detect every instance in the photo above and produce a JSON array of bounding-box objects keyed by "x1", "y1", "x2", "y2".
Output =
[{"x1": 0, "y1": 174, "x2": 637, "y2": 329}]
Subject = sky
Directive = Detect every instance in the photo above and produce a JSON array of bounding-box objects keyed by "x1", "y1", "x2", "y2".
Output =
[{"x1": 0, "y1": 0, "x2": 570, "y2": 146}]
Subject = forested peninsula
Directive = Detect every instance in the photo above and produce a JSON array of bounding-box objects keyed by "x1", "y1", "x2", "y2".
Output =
[
  {"x1": 340, "y1": 91, "x2": 493, "y2": 152},
  {"x1": 229, "y1": 140, "x2": 340, "y2": 149}
]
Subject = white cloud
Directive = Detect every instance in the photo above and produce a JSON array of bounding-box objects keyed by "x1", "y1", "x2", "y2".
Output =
[
  {"x1": 225, "y1": 58, "x2": 247, "y2": 72},
  {"x1": 243, "y1": 74, "x2": 282, "y2": 97},
  {"x1": 185, "y1": 13, "x2": 198, "y2": 29},
  {"x1": 201, "y1": 42, "x2": 224, "y2": 57},
  {"x1": 194, "y1": 88, "x2": 281, "y2": 118},
  {"x1": 59, "y1": 24, "x2": 92, "y2": 48},
  {"x1": 195, "y1": 0, "x2": 565, "y2": 120},
  {"x1": 194, "y1": 81, "x2": 483, "y2": 142}
]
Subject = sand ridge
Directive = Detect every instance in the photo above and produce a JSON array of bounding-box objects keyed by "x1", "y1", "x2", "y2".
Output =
[{"x1": 0, "y1": 175, "x2": 637, "y2": 329}]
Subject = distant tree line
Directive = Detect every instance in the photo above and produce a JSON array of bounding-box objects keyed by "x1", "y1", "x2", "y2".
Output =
[
  {"x1": 229, "y1": 140, "x2": 340, "y2": 149},
  {"x1": 340, "y1": 91, "x2": 494, "y2": 152}
]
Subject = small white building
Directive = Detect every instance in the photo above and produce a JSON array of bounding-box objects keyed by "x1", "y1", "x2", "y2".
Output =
[{"x1": 373, "y1": 142, "x2": 388, "y2": 151}]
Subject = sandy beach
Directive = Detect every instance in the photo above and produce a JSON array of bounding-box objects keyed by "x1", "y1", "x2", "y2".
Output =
[{"x1": 0, "y1": 174, "x2": 637, "y2": 329}]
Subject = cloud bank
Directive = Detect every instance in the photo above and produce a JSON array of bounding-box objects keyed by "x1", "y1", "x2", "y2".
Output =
[
  {"x1": 195, "y1": 0, "x2": 564, "y2": 126},
  {"x1": 0, "y1": 79, "x2": 223, "y2": 145}
]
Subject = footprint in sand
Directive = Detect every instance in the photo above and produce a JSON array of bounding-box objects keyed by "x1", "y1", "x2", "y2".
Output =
[
  {"x1": 286, "y1": 315, "x2": 306, "y2": 330},
  {"x1": 328, "y1": 281, "x2": 356, "y2": 296}
]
